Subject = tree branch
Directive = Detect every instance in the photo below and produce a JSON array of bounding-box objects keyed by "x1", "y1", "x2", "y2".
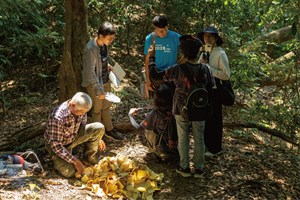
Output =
[
  {"x1": 240, "y1": 25, "x2": 293, "y2": 53},
  {"x1": 224, "y1": 122, "x2": 299, "y2": 147}
]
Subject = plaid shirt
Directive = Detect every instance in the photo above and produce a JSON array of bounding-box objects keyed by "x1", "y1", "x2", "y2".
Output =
[{"x1": 44, "y1": 101, "x2": 87, "y2": 163}]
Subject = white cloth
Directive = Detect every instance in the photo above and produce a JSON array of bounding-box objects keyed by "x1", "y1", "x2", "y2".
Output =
[{"x1": 199, "y1": 46, "x2": 230, "y2": 80}]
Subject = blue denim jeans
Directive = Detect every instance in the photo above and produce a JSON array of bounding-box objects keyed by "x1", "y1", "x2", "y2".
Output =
[{"x1": 175, "y1": 115, "x2": 205, "y2": 170}]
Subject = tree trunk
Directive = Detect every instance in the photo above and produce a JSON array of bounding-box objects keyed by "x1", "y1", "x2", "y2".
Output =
[
  {"x1": 2, "y1": 120, "x2": 298, "y2": 151},
  {"x1": 0, "y1": 122, "x2": 46, "y2": 151},
  {"x1": 59, "y1": 0, "x2": 89, "y2": 103},
  {"x1": 224, "y1": 122, "x2": 299, "y2": 147},
  {"x1": 240, "y1": 25, "x2": 293, "y2": 53},
  {"x1": 0, "y1": 122, "x2": 134, "y2": 151},
  {"x1": 269, "y1": 51, "x2": 296, "y2": 65}
]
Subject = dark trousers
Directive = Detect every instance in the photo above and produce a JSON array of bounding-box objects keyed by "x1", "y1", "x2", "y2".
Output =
[{"x1": 204, "y1": 89, "x2": 223, "y2": 154}]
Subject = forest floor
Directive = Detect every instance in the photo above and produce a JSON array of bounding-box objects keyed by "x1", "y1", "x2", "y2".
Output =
[{"x1": 0, "y1": 64, "x2": 299, "y2": 200}]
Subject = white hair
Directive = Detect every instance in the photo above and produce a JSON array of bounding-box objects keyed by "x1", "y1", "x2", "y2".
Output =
[{"x1": 71, "y1": 92, "x2": 92, "y2": 111}]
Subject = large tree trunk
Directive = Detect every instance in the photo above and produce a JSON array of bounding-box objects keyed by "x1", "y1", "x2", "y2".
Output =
[{"x1": 59, "y1": 0, "x2": 89, "y2": 103}]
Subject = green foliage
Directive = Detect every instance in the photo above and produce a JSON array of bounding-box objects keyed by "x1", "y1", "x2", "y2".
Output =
[
  {"x1": 19, "y1": 92, "x2": 43, "y2": 106},
  {"x1": 1, "y1": 0, "x2": 299, "y2": 141},
  {"x1": 0, "y1": 0, "x2": 64, "y2": 69}
]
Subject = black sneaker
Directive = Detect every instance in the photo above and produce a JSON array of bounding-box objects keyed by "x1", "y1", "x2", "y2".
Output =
[
  {"x1": 194, "y1": 168, "x2": 205, "y2": 178},
  {"x1": 105, "y1": 129, "x2": 124, "y2": 141},
  {"x1": 176, "y1": 165, "x2": 191, "y2": 177}
]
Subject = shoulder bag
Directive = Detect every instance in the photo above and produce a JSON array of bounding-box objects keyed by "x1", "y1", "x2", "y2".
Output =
[{"x1": 215, "y1": 78, "x2": 235, "y2": 106}]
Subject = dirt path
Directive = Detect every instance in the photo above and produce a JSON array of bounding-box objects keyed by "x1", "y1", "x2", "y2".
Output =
[
  {"x1": 0, "y1": 127, "x2": 299, "y2": 199},
  {"x1": 0, "y1": 68, "x2": 299, "y2": 199}
]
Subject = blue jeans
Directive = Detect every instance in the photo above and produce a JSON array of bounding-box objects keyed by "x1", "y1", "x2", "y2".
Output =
[{"x1": 175, "y1": 115, "x2": 205, "y2": 170}]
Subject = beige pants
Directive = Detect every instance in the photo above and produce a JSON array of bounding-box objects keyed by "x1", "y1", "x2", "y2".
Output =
[{"x1": 85, "y1": 83, "x2": 113, "y2": 131}]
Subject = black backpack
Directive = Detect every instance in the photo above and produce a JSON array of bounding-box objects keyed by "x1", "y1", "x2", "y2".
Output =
[{"x1": 180, "y1": 64, "x2": 212, "y2": 121}]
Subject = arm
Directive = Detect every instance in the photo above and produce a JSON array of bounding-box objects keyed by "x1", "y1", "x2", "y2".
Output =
[
  {"x1": 46, "y1": 118, "x2": 87, "y2": 174},
  {"x1": 73, "y1": 158, "x2": 85, "y2": 175},
  {"x1": 82, "y1": 45, "x2": 105, "y2": 97},
  {"x1": 143, "y1": 34, "x2": 156, "y2": 97},
  {"x1": 128, "y1": 108, "x2": 143, "y2": 129},
  {"x1": 45, "y1": 119, "x2": 77, "y2": 164},
  {"x1": 144, "y1": 54, "x2": 153, "y2": 97}
]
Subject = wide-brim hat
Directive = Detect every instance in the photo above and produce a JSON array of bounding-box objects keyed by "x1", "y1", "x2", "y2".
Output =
[{"x1": 197, "y1": 26, "x2": 223, "y2": 45}]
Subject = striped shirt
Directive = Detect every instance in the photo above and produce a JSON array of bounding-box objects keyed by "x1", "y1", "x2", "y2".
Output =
[{"x1": 44, "y1": 101, "x2": 87, "y2": 163}]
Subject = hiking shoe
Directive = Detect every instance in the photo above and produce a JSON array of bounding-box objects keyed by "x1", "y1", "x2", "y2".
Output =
[
  {"x1": 87, "y1": 157, "x2": 99, "y2": 165},
  {"x1": 105, "y1": 129, "x2": 124, "y2": 141},
  {"x1": 194, "y1": 168, "x2": 205, "y2": 178},
  {"x1": 205, "y1": 150, "x2": 223, "y2": 157},
  {"x1": 176, "y1": 165, "x2": 191, "y2": 177},
  {"x1": 204, "y1": 151, "x2": 215, "y2": 157}
]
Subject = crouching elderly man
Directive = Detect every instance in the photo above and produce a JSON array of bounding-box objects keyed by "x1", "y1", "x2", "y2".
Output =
[{"x1": 44, "y1": 92, "x2": 106, "y2": 177}]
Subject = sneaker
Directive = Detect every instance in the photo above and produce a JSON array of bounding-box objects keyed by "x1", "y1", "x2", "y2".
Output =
[
  {"x1": 194, "y1": 168, "x2": 205, "y2": 178},
  {"x1": 204, "y1": 151, "x2": 215, "y2": 157},
  {"x1": 105, "y1": 129, "x2": 124, "y2": 141},
  {"x1": 205, "y1": 150, "x2": 223, "y2": 157},
  {"x1": 176, "y1": 165, "x2": 191, "y2": 177}
]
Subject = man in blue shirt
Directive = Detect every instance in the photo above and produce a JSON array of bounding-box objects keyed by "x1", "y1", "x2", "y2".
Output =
[{"x1": 143, "y1": 15, "x2": 181, "y2": 98}]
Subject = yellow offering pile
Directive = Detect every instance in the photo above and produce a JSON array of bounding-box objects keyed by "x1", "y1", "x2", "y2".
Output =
[{"x1": 75, "y1": 156, "x2": 164, "y2": 199}]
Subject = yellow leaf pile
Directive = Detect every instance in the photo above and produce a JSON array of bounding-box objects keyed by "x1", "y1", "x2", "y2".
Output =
[{"x1": 76, "y1": 156, "x2": 164, "y2": 199}]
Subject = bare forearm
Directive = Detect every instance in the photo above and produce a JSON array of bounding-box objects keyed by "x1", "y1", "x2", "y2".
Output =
[{"x1": 144, "y1": 55, "x2": 150, "y2": 83}]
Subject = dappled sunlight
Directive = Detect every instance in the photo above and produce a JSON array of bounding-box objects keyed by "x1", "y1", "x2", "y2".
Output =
[
  {"x1": 109, "y1": 139, "x2": 149, "y2": 163},
  {"x1": 212, "y1": 171, "x2": 224, "y2": 177},
  {"x1": 1, "y1": 80, "x2": 16, "y2": 91},
  {"x1": 252, "y1": 132, "x2": 267, "y2": 144},
  {"x1": 241, "y1": 144, "x2": 260, "y2": 152},
  {"x1": 265, "y1": 169, "x2": 287, "y2": 184},
  {"x1": 0, "y1": 0, "x2": 298, "y2": 198}
]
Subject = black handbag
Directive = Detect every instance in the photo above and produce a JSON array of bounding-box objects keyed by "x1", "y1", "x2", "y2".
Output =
[{"x1": 215, "y1": 78, "x2": 235, "y2": 106}]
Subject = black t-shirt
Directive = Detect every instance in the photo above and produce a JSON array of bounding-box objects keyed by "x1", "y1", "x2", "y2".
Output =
[{"x1": 100, "y1": 45, "x2": 109, "y2": 83}]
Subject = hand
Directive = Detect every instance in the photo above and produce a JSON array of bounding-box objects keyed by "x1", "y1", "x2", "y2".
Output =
[
  {"x1": 129, "y1": 108, "x2": 139, "y2": 115},
  {"x1": 108, "y1": 64, "x2": 114, "y2": 72},
  {"x1": 200, "y1": 53, "x2": 208, "y2": 64},
  {"x1": 148, "y1": 45, "x2": 155, "y2": 57},
  {"x1": 98, "y1": 139, "x2": 106, "y2": 151},
  {"x1": 73, "y1": 158, "x2": 85, "y2": 175},
  {"x1": 143, "y1": 82, "x2": 154, "y2": 99},
  {"x1": 97, "y1": 94, "x2": 106, "y2": 99},
  {"x1": 146, "y1": 82, "x2": 154, "y2": 92},
  {"x1": 149, "y1": 33, "x2": 156, "y2": 57}
]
